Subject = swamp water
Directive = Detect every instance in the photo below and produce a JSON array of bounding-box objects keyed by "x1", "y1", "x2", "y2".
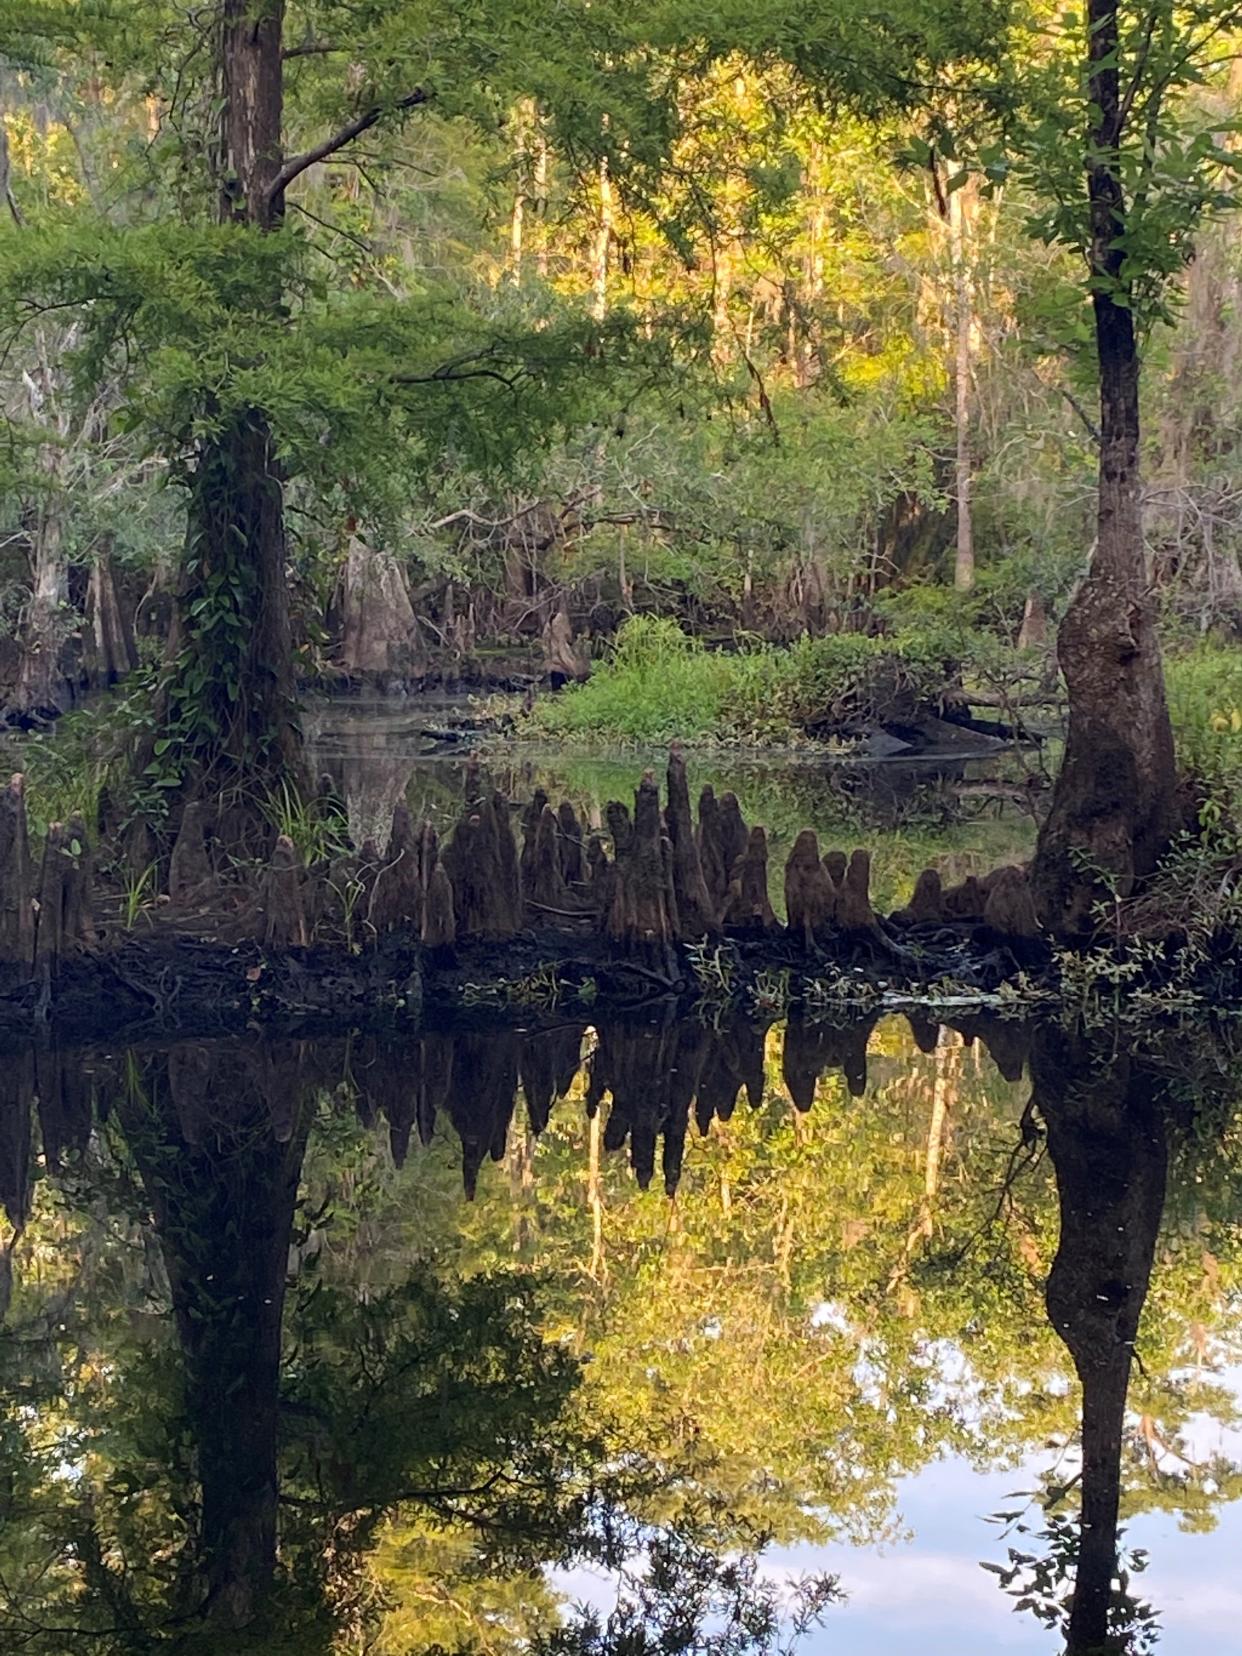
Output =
[
  {"x1": 3, "y1": 704, "x2": 1237, "y2": 1653},
  {"x1": 0, "y1": 1012, "x2": 1239, "y2": 1654},
  {"x1": 304, "y1": 695, "x2": 1040, "y2": 912}
]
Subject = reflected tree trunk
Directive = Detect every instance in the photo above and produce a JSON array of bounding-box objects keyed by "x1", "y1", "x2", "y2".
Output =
[
  {"x1": 119, "y1": 1049, "x2": 313, "y2": 1629},
  {"x1": 1032, "y1": 1030, "x2": 1169, "y2": 1655}
]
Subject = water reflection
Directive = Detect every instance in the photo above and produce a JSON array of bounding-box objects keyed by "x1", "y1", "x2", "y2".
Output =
[
  {"x1": 303, "y1": 695, "x2": 1038, "y2": 906},
  {"x1": 0, "y1": 1013, "x2": 1239, "y2": 1652}
]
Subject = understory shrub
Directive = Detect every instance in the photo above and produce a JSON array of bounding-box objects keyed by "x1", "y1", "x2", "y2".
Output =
[
  {"x1": 1165, "y1": 644, "x2": 1242, "y2": 812},
  {"x1": 524, "y1": 616, "x2": 971, "y2": 747}
]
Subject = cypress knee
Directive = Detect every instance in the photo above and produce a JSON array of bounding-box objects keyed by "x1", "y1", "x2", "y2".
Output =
[
  {"x1": 723, "y1": 826, "x2": 777, "y2": 935},
  {"x1": 170, "y1": 802, "x2": 213, "y2": 905},
  {"x1": 982, "y1": 865, "x2": 1041, "y2": 941},
  {"x1": 370, "y1": 802, "x2": 423, "y2": 935},
  {"x1": 527, "y1": 803, "x2": 568, "y2": 909},
  {"x1": 837, "y1": 849, "x2": 878, "y2": 935},
  {"x1": 944, "y1": 874, "x2": 985, "y2": 922},
  {"x1": 557, "y1": 800, "x2": 586, "y2": 886},
  {"x1": 718, "y1": 791, "x2": 749, "y2": 880},
  {"x1": 261, "y1": 836, "x2": 308, "y2": 948},
  {"x1": 33, "y1": 823, "x2": 69, "y2": 969},
  {"x1": 665, "y1": 745, "x2": 717, "y2": 937},
  {"x1": 606, "y1": 777, "x2": 676, "y2": 954},
  {"x1": 899, "y1": 868, "x2": 943, "y2": 926},
  {"x1": 696, "y1": 785, "x2": 729, "y2": 912},
  {"x1": 519, "y1": 788, "x2": 550, "y2": 898},
  {"x1": 62, "y1": 815, "x2": 97, "y2": 949},
  {"x1": 484, "y1": 792, "x2": 522, "y2": 934},
  {"x1": 586, "y1": 833, "x2": 614, "y2": 921},
  {"x1": 422, "y1": 863, "x2": 457, "y2": 958},
  {"x1": 783, "y1": 829, "x2": 834, "y2": 948},
  {"x1": 0, "y1": 776, "x2": 34, "y2": 964}
]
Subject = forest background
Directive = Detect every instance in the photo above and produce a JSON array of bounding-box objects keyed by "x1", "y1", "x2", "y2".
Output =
[{"x1": 3, "y1": 1, "x2": 1242, "y2": 913}]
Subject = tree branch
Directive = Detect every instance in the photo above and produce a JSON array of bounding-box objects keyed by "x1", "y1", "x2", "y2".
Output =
[
  {"x1": 282, "y1": 41, "x2": 342, "y2": 60},
  {"x1": 268, "y1": 88, "x2": 431, "y2": 204},
  {"x1": 392, "y1": 348, "x2": 526, "y2": 392}
]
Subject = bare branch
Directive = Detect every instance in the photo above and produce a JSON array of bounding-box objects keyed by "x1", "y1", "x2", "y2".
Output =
[
  {"x1": 1060, "y1": 385, "x2": 1101, "y2": 445},
  {"x1": 268, "y1": 88, "x2": 431, "y2": 203},
  {"x1": 282, "y1": 41, "x2": 342, "y2": 60}
]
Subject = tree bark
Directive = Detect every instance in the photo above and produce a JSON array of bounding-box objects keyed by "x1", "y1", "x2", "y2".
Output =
[
  {"x1": 12, "y1": 360, "x2": 73, "y2": 721},
  {"x1": 164, "y1": 2, "x2": 302, "y2": 801},
  {"x1": 1031, "y1": 0, "x2": 1180, "y2": 937},
  {"x1": 84, "y1": 534, "x2": 139, "y2": 689},
  {"x1": 593, "y1": 152, "x2": 612, "y2": 322},
  {"x1": 13, "y1": 499, "x2": 71, "y2": 719},
  {"x1": 338, "y1": 526, "x2": 423, "y2": 681}
]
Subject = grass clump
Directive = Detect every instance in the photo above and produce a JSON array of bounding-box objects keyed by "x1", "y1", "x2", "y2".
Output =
[
  {"x1": 524, "y1": 616, "x2": 964, "y2": 748},
  {"x1": 526, "y1": 616, "x2": 792, "y2": 746}
]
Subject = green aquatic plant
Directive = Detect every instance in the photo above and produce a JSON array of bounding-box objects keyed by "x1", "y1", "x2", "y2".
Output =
[
  {"x1": 685, "y1": 941, "x2": 739, "y2": 1009},
  {"x1": 259, "y1": 779, "x2": 350, "y2": 868},
  {"x1": 461, "y1": 965, "x2": 566, "y2": 1009},
  {"x1": 122, "y1": 862, "x2": 158, "y2": 931}
]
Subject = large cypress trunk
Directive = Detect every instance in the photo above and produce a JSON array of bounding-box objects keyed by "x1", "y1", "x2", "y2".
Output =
[
  {"x1": 1031, "y1": 0, "x2": 1180, "y2": 937},
  {"x1": 178, "y1": 408, "x2": 301, "y2": 782},
  {"x1": 120, "y1": 1048, "x2": 312, "y2": 1629},
  {"x1": 166, "y1": 1, "x2": 302, "y2": 800}
]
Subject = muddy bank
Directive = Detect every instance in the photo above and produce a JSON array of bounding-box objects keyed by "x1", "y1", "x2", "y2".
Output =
[
  {"x1": 4, "y1": 741, "x2": 1220, "y2": 1050},
  {"x1": 0, "y1": 925, "x2": 1039, "y2": 1049}
]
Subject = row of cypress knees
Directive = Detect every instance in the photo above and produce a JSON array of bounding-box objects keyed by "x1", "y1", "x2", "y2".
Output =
[{"x1": 0, "y1": 746, "x2": 1040, "y2": 970}]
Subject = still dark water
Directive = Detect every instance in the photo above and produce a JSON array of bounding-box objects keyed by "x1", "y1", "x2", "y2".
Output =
[{"x1": 1, "y1": 1010, "x2": 1239, "y2": 1654}]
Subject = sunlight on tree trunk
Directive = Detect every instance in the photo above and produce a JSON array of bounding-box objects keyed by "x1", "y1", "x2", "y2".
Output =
[{"x1": 950, "y1": 181, "x2": 975, "y2": 593}]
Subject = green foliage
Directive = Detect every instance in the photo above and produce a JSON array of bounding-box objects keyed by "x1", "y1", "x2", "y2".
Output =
[
  {"x1": 525, "y1": 617, "x2": 779, "y2": 745},
  {"x1": 1166, "y1": 643, "x2": 1242, "y2": 808},
  {"x1": 525, "y1": 615, "x2": 993, "y2": 747},
  {"x1": 1012, "y1": 1, "x2": 1242, "y2": 332},
  {"x1": 0, "y1": 688, "x2": 151, "y2": 841},
  {"x1": 535, "y1": 1531, "x2": 839, "y2": 1656}
]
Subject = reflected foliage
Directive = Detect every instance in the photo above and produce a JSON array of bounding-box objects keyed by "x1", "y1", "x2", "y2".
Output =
[{"x1": 0, "y1": 1007, "x2": 1239, "y2": 1652}]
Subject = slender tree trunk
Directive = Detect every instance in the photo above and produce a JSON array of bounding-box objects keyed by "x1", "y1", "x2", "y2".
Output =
[
  {"x1": 950, "y1": 181, "x2": 975, "y2": 593},
  {"x1": 509, "y1": 102, "x2": 529, "y2": 287},
  {"x1": 592, "y1": 154, "x2": 612, "y2": 322},
  {"x1": 533, "y1": 124, "x2": 549, "y2": 280},
  {"x1": 13, "y1": 480, "x2": 71, "y2": 719},
  {"x1": 1031, "y1": 0, "x2": 1179, "y2": 936},
  {"x1": 12, "y1": 335, "x2": 73, "y2": 721},
  {"x1": 510, "y1": 181, "x2": 525, "y2": 285}
]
